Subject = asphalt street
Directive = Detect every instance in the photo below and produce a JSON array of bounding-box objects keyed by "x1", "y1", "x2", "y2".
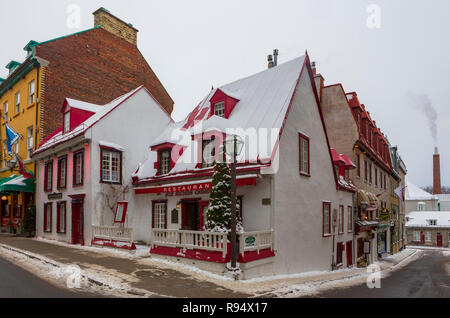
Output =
[
  {"x1": 0, "y1": 255, "x2": 99, "y2": 298},
  {"x1": 314, "y1": 250, "x2": 450, "y2": 298}
]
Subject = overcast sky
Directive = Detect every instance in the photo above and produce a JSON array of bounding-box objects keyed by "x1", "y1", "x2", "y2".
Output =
[{"x1": 1, "y1": 0, "x2": 448, "y2": 188}]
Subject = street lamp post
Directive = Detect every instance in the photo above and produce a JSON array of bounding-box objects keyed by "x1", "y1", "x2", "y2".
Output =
[{"x1": 225, "y1": 135, "x2": 244, "y2": 271}]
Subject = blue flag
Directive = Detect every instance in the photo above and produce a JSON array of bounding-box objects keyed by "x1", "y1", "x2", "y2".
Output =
[{"x1": 5, "y1": 124, "x2": 20, "y2": 157}]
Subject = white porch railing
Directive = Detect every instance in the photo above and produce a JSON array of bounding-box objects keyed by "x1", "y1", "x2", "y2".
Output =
[
  {"x1": 152, "y1": 229, "x2": 229, "y2": 258},
  {"x1": 151, "y1": 229, "x2": 275, "y2": 258},
  {"x1": 92, "y1": 225, "x2": 133, "y2": 242},
  {"x1": 239, "y1": 230, "x2": 274, "y2": 255}
]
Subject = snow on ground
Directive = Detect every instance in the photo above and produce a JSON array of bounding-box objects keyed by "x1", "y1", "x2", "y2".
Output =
[{"x1": 0, "y1": 242, "x2": 155, "y2": 298}]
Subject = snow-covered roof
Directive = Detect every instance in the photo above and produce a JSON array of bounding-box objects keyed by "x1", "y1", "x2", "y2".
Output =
[
  {"x1": 406, "y1": 211, "x2": 450, "y2": 228},
  {"x1": 34, "y1": 86, "x2": 143, "y2": 155},
  {"x1": 405, "y1": 181, "x2": 438, "y2": 201},
  {"x1": 66, "y1": 98, "x2": 103, "y2": 113},
  {"x1": 134, "y1": 56, "x2": 307, "y2": 181},
  {"x1": 436, "y1": 194, "x2": 450, "y2": 202}
]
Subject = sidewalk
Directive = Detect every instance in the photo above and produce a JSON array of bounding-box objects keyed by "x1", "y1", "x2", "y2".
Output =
[
  {"x1": 0, "y1": 235, "x2": 421, "y2": 298},
  {"x1": 0, "y1": 235, "x2": 248, "y2": 298}
]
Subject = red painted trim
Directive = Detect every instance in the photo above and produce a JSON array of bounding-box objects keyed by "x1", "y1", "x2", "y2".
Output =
[
  {"x1": 43, "y1": 203, "x2": 52, "y2": 233},
  {"x1": 57, "y1": 201, "x2": 67, "y2": 234},
  {"x1": 298, "y1": 133, "x2": 311, "y2": 177},
  {"x1": 68, "y1": 194, "x2": 86, "y2": 200},
  {"x1": 136, "y1": 177, "x2": 256, "y2": 195},
  {"x1": 72, "y1": 149, "x2": 84, "y2": 187},
  {"x1": 150, "y1": 142, "x2": 176, "y2": 152},
  {"x1": 238, "y1": 249, "x2": 275, "y2": 263},
  {"x1": 44, "y1": 160, "x2": 53, "y2": 193},
  {"x1": 114, "y1": 201, "x2": 128, "y2": 224},
  {"x1": 91, "y1": 238, "x2": 136, "y2": 250},
  {"x1": 57, "y1": 155, "x2": 68, "y2": 190}
]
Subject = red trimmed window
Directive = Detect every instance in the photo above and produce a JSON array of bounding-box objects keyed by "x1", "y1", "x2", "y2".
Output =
[
  {"x1": 73, "y1": 150, "x2": 84, "y2": 186},
  {"x1": 101, "y1": 148, "x2": 122, "y2": 184},
  {"x1": 44, "y1": 160, "x2": 53, "y2": 192},
  {"x1": 339, "y1": 205, "x2": 344, "y2": 234},
  {"x1": 369, "y1": 163, "x2": 372, "y2": 184},
  {"x1": 336, "y1": 243, "x2": 344, "y2": 265},
  {"x1": 348, "y1": 206, "x2": 353, "y2": 233},
  {"x1": 213, "y1": 102, "x2": 225, "y2": 118},
  {"x1": 56, "y1": 201, "x2": 66, "y2": 234},
  {"x1": 44, "y1": 203, "x2": 52, "y2": 232},
  {"x1": 364, "y1": 159, "x2": 368, "y2": 182},
  {"x1": 57, "y1": 156, "x2": 67, "y2": 189},
  {"x1": 323, "y1": 202, "x2": 331, "y2": 237},
  {"x1": 159, "y1": 149, "x2": 171, "y2": 175},
  {"x1": 209, "y1": 89, "x2": 239, "y2": 119},
  {"x1": 299, "y1": 134, "x2": 310, "y2": 176},
  {"x1": 375, "y1": 167, "x2": 378, "y2": 187},
  {"x1": 152, "y1": 200, "x2": 168, "y2": 229}
]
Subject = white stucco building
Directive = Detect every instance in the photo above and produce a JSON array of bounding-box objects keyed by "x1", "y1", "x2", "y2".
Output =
[
  {"x1": 405, "y1": 181, "x2": 439, "y2": 213},
  {"x1": 32, "y1": 86, "x2": 172, "y2": 248},
  {"x1": 131, "y1": 55, "x2": 356, "y2": 279}
]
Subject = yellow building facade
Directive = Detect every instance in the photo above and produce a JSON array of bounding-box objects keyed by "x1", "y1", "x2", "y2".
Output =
[{"x1": 0, "y1": 58, "x2": 42, "y2": 230}]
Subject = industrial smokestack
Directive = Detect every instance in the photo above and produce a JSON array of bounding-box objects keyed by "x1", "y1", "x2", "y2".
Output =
[
  {"x1": 268, "y1": 55, "x2": 274, "y2": 69},
  {"x1": 433, "y1": 147, "x2": 442, "y2": 194}
]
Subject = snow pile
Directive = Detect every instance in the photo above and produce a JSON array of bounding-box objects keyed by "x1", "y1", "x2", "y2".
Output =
[
  {"x1": 406, "y1": 211, "x2": 450, "y2": 228},
  {"x1": 405, "y1": 181, "x2": 438, "y2": 201}
]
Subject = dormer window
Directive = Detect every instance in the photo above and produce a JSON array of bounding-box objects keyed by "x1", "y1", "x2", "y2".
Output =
[
  {"x1": 64, "y1": 112, "x2": 70, "y2": 133},
  {"x1": 159, "y1": 149, "x2": 171, "y2": 175},
  {"x1": 214, "y1": 102, "x2": 225, "y2": 118},
  {"x1": 428, "y1": 219, "x2": 437, "y2": 226}
]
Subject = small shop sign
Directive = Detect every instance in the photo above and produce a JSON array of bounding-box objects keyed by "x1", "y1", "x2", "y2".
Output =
[
  {"x1": 48, "y1": 193, "x2": 63, "y2": 200},
  {"x1": 245, "y1": 236, "x2": 256, "y2": 247}
]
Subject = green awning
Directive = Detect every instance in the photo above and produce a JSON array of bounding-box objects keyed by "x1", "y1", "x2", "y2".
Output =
[{"x1": 0, "y1": 175, "x2": 34, "y2": 193}]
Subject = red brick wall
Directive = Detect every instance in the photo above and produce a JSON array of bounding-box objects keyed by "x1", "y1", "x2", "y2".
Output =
[
  {"x1": 35, "y1": 28, "x2": 174, "y2": 141},
  {"x1": 433, "y1": 154, "x2": 441, "y2": 194}
]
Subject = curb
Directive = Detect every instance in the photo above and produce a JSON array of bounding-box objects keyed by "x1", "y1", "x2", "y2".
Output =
[{"x1": 0, "y1": 243, "x2": 153, "y2": 297}]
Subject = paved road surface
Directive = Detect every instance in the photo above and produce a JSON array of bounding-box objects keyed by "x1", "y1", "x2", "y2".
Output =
[
  {"x1": 0, "y1": 255, "x2": 99, "y2": 298},
  {"x1": 314, "y1": 250, "x2": 450, "y2": 298}
]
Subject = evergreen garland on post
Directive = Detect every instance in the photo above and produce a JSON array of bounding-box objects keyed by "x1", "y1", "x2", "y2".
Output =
[{"x1": 205, "y1": 159, "x2": 243, "y2": 234}]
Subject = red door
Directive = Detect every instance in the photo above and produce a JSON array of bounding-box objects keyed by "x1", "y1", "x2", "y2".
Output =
[
  {"x1": 346, "y1": 241, "x2": 353, "y2": 267},
  {"x1": 71, "y1": 203, "x2": 84, "y2": 245},
  {"x1": 437, "y1": 233, "x2": 443, "y2": 247},
  {"x1": 420, "y1": 231, "x2": 425, "y2": 244}
]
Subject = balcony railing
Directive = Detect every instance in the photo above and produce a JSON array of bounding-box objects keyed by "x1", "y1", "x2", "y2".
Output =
[
  {"x1": 151, "y1": 229, "x2": 275, "y2": 258},
  {"x1": 92, "y1": 225, "x2": 133, "y2": 242}
]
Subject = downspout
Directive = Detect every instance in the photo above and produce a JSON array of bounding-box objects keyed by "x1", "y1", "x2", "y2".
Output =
[
  {"x1": 33, "y1": 64, "x2": 40, "y2": 204},
  {"x1": 270, "y1": 174, "x2": 275, "y2": 252}
]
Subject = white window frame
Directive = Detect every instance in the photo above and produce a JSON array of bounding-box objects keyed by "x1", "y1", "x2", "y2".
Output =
[
  {"x1": 428, "y1": 219, "x2": 437, "y2": 226},
  {"x1": 27, "y1": 126, "x2": 33, "y2": 159},
  {"x1": 64, "y1": 112, "x2": 70, "y2": 133},
  {"x1": 323, "y1": 203, "x2": 331, "y2": 236},
  {"x1": 338, "y1": 206, "x2": 344, "y2": 234},
  {"x1": 347, "y1": 206, "x2": 353, "y2": 233},
  {"x1": 101, "y1": 149, "x2": 121, "y2": 183},
  {"x1": 202, "y1": 139, "x2": 215, "y2": 168},
  {"x1": 425, "y1": 231, "x2": 431, "y2": 242},
  {"x1": 159, "y1": 149, "x2": 171, "y2": 175},
  {"x1": 29, "y1": 80, "x2": 35, "y2": 105},
  {"x1": 3, "y1": 101, "x2": 8, "y2": 122},
  {"x1": 214, "y1": 102, "x2": 225, "y2": 118},
  {"x1": 153, "y1": 202, "x2": 167, "y2": 229},
  {"x1": 15, "y1": 92, "x2": 20, "y2": 114},
  {"x1": 413, "y1": 231, "x2": 420, "y2": 242}
]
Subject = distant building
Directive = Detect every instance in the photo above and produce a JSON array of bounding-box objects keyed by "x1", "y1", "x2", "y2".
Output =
[
  {"x1": 406, "y1": 211, "x2": 450, "y2": 247},
  {"x1": 436, "y1": 194, "x2": 450, "y2": 211},
  {"x1": 405, "y1": 181, "x2": 439, "y2": 212}
]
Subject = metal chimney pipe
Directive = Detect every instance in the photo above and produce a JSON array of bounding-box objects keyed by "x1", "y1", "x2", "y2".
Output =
[
  {"x1": 268, "y1": 55, "x2": 274, "y2": 69},
  {"x1": 273, "y1": 49, "x2": 279, "y2": 67}
]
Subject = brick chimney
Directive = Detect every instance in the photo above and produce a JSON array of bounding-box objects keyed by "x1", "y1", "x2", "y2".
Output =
[
  {"x1": 433, "y1": 147, "x2": 442, "y2": 194},
  {"x1": 93, "y1": 7, "x2": 138, "y2": 46}
]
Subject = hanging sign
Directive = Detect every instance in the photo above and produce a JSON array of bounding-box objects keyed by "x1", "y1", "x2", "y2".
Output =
[{"x1": 114, "y1": 201, "x2": 128, "y2": 223}]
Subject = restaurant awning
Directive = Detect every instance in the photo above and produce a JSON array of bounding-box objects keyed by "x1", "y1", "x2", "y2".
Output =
[{"x1": 0, "y1": 175, "x2": 35, "y2": 193}]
